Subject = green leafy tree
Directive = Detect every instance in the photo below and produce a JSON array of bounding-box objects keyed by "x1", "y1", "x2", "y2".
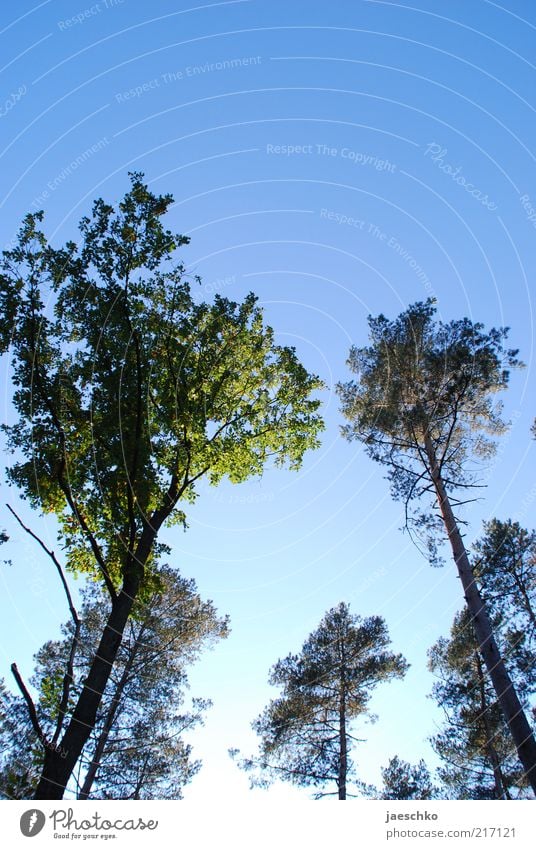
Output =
[
  {"x1": 429, "y1": 609, "x2": 532, "y2": 799},
  {"x1": 377, "y1": 755, "x2": 437, "y2": 800},
  {"x1": 0, "y1": 566, "x2": 228, "y2": 800},
  {"x1": 233, "y1": 602, "x2": 408, "y2": 799},
  {"x1": 337, "y1": 299, "x2": 536, "y2": 792},
  {"x1": 0, "y1": 174, "x2": 324, "y2": 798}
]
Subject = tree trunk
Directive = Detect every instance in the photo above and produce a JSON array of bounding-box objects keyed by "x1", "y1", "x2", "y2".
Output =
[
  {"x1": 338, "y1": 634, "x2": 347, "y2": 800},
  {"x1": 424, "y1": 435, "x2": 536, "y2": 795},
  {"x1": 34, "y1": 582, "x2": 139, "y2": 799},
  {"x1": 474, "y1": 651, "x2": 511, "y2": 800}
]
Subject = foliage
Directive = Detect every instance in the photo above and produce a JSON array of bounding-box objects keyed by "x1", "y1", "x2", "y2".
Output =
[
  {"x1": 337, "y1": 299, "x2": 520, "y2": 561},
  {"x1": 0, "y1": 172, "x2": 324, "y2": 591},
  {"x1": 473, "y1": 519, "x2": 536, "y2": 651},
  {"x1": 233, "y1": 602, "x2": 408, "y2": 798},
  {"x1": 0, "y1": 173, "x2": 324, "y2": 796},
  {"x1": 376, "y1": 755, "x2": 438, "y2": 800},
  {"x1": 0, "y1": 680, "x2": 42, "y2": 800}
]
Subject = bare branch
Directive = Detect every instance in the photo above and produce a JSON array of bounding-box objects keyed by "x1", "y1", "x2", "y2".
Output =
[
  {"x1": 10, "y1": 663, "x2": 48, "y2": 746},
  {"x1": 6, "y1": 504, "x2": 79, "y2": 629}
]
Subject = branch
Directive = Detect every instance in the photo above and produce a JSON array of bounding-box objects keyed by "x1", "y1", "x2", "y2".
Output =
[
  {"x1": 6, "y1": 504, "x2": 82, "y2": 743},
  {"x1": 10, "y1": 663, "x2": 48, "y2": 746},
  {"x1": 6, "y1": 504, "x2": 79, "y2": 628},
  {"x1": 56, "y1": 474, "x2": 117, "y2": 601}
]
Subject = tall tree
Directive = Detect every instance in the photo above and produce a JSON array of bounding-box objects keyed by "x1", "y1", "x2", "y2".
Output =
[
  {"x1": 337, "y1": 299, "x2": 536, "y2": 792},
  {"x1": 429, "y1": 609, "x2": 532, "y2": 799},
  {"x1": 0, "y1": 566, "x2": 228, "y2": 800},
  {"x1": 0, "y1": 174, "x2": 324, "y2": 798},
  {"x1": 377, "y1": 755, "x2": 437, "y2": 800},
  {"x1": 232, "y1": 602, "x2": 408, "y2": 799}
]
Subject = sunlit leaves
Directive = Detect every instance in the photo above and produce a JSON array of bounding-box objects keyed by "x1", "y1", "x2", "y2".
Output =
[{"x1": 0, "y1": 174, "x2": 324, "y2": 588}]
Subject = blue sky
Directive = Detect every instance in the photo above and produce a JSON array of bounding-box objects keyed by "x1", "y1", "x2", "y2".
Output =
[{"x1": 0, "y1": 0, "x2": 535, "y2": 801}]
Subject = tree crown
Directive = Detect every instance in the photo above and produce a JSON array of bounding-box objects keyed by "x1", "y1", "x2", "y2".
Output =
[{"x1": 0, "y1": 174, "x2": 324, "y2": 589}]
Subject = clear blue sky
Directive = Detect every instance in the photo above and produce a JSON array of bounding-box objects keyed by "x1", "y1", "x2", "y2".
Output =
[{"x1": 0, "y1": 0, "x2": 535, "y2": 800}]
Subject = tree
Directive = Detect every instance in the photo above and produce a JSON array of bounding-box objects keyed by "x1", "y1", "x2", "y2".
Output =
[
  {"x1": 76, "y1": 567, "x2": 227, "y2": 800},
  {"x1": 377, "y1": 755, "x2": 437, "y2": 800},
  {"x1": 0, "y1": 566, "x2": 228, "y2": 799},
  {"x1": 429, "y1": 609, "x2": 532, "y2": 799},
  {"x1": 337, "y1": 299, "x2": 536, "y2": 792},
  {"x1": 232, "y1": 602, "x2": 408, "y2": 799},
  {"x1": 0, "y1": 174, "x2": 324, "y2": 798}
]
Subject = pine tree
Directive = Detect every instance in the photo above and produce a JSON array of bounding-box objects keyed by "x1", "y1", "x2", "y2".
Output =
[
  {"x1": 337, "y1": 299, "x2": 536, "y2": 792},
  {"x1": 429, "y1": 609, "x2": 532, "y2": 799},
  {"x1": 0, "y1": 567, "x2": 228, "y2": 799},
  {"x1": 377, "y1": 755, "x2": 437, "y2": 800},
  {"x1": 233, "y1": 602, "x2": 408, "y2": 799},
  {"x1": 473, "y1": 519, "x2": 536, "y2": 647}
]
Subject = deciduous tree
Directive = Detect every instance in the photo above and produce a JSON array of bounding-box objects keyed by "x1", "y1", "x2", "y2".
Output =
[{"x1": 0, "y1": 174, "x2": 324, "y2": 798}]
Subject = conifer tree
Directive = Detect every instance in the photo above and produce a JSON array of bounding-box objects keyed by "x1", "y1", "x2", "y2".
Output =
[
  {"x1": 0, "y1": 567, "x2": 228, "y2": 800},
  {"x1": 429, "y1": 609, "x2": 532, "y2": 799},
  {"x1": 233, "y1": 603, "x2": 407, "y2": 799},
  {"x1": 337, "y1": 299, "x2": 536, "y2": 791}
]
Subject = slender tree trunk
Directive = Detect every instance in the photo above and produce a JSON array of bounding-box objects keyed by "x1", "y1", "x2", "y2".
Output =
[
  {"x1": 338, "y1": 635, "x2": 347, "y2": 800},
  {"x1": 34, "y1": 582, "x2": 139, "y2": 799},
  {"x1": 424, "y1": 435, "x2": 536, "y2": 795},
  {"x1": 474, "y1": 651, "x2": 511, "y2": 800}
]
